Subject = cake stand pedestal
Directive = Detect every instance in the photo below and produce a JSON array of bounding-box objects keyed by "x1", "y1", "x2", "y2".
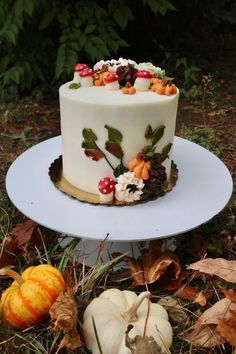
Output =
[{"x1": 5, "y1": 136, "x2": 233, "y2": 266}]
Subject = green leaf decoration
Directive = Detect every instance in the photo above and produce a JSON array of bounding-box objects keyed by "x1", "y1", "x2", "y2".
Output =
[
  {"x1": 69, "y1": 82, "x2": 81, "y2": 89},
  {"x1": 81, "y1": 140, "x2": 98, "y2": 149},
  {"x1": 113, "y1": 164, "x2": 128, "y2": 178},
  {"x1": 85, "y1": 149, "x2": 104, "y2": 161},
  {"x1": 143, "y1": 145, "x2": 154, "y2": 156},
  {"x1": 105, "y1": 141, "x2": 124, "y2": 159},
  {"x1": 105, "y1": 125, "x2": 123, "y2": 144},
  {"x1": 151, "y1": 125, "x2": 165, "y2": 146},
  {"x1": 145, "y1": 124, "x2": 153, "y2": 139},
  {"x1": 162, "y1": 75, "x2": 175, "y2": 82},
  {"x1": 161, "y1": 143, "x2": 172, "y2": 158},
  {"x1": 82, "y1": 128, "x2": 97, "y2": 141}
]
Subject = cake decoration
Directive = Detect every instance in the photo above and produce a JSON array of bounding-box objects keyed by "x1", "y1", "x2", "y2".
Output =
[
  {"x1": 121, "y1": 82, "x2": 136, "y2": 95},
  {"x1": 104, "y1": 73, "x2": 119, "y2": 90},
  {"x1": 98, "y1": 177, "x2": 116, "y2": 203},
  {"x1": 79, "y1": 68, "x2": 93, "y2": 87},
  {"x1": 80, "y1": 122, "x2": 172, "y2": 204},
  {"x1": 115, "y1": 171, "x2": 144, "y2": 203},
  {"x1": 57, "y1": 57, "x2": 179, "y2": 206},
  {"x1": 151, "y1": 79, "x2": 177, "y2": 95},
  {"x1": 73, "y1": 63, "x2": 89, "y2": 83},
  {"x1": 134, "y1": 70, "x2": 152, "y2": 91}
]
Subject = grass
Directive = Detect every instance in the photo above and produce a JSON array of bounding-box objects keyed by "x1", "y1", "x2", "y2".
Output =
[{"x1": 180, "y1": 124, "x2": 221, "y2": 156}]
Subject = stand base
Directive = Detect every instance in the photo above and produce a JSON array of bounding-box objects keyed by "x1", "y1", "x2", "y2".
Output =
[{"x1": 59, "y1": 236, "x2": 143, "y2": 267}]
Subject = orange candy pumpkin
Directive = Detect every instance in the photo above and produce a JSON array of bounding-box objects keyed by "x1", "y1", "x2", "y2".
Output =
[
  {"x1": 0, "y1": 265, "x2": 65, "y2": 329},
  {"x1": 152, "y1": 80, "x2": 177, "y2": 95},
  {"x1": 128, "y1": 156, "x2": 151, "y2": 180},
  {"x1": 122, "y1": 82, "x2": 136, "y2": 95}
]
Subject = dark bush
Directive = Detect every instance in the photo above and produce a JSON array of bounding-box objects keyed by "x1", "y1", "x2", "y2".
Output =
[{"x1": 0, "y1": 0, "x2": 235, "y2": 101}]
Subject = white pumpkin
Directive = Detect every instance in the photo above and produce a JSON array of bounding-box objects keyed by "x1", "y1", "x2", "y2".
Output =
[{"x1": 83, "y1": 289, "x2": 173, "y2": 354}]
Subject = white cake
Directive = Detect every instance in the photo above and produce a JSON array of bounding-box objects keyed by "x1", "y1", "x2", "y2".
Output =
[{"x1": 58, "y1": 59, "x2": 179, "y2": 205}]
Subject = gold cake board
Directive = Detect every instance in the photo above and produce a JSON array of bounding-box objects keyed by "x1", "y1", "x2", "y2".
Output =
[{"x1": 49, "y1": 155, "x2": 178, "y2": 206}]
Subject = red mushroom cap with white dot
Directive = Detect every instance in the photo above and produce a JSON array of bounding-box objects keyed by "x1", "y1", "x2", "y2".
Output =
[
  {"x1": 136, "y1": 70, "x2": 152, "y2": 79},
  {"x1": 79, "y1": 68, "x2": 93, "y2": 77},
  {"x1": 98, "y1": 177, "x2": 116, "y2": 194},
  {"x1": 73, "y1": 63, "x2": 89, "y2": 72},
  {"x1": 104, "y1": 73, "x2": 119, "y2": 83}
]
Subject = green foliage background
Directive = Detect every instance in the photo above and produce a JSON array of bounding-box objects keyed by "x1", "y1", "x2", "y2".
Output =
[{"x1": 0, "y1": 0, "x2": 235, "y2": 101}]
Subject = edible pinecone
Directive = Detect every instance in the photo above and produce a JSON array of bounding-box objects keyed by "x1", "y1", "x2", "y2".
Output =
[
  {"x1": 146, "y1": 160, "x2": 167, "y2": 192},
  {"x1": 116, "y1": 64, "x2": 138, "y2": 86}
]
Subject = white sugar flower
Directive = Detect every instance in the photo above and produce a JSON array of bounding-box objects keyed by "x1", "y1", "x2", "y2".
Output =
[
  {"x1": 115, "y1": 171, "x2": 144, "y2": 203},
  {"x1": 93, "y1": 60, "x2": 106, "y2": 71}
]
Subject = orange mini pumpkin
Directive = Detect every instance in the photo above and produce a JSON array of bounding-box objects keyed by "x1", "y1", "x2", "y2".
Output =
[
  {"x1": 152, "y1": 80, "x2": 177, "y2": 95},
  {"x1": 128, "y1": 155, "x2": 151, "y2": 180},
  {"x1": 122, "y1": 82, "x2": 136, "y2": 95},
  {"x1": 0, "y1": 264, "x2": 65, "y2": 329}
]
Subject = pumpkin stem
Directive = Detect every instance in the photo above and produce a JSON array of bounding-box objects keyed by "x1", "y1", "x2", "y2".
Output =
[
  {"x1": 122, "y1": 291, "x2": 150, "y2": 323},
  {"x1": 0, "y1": 268, "x2": 24, "y2": 286}
]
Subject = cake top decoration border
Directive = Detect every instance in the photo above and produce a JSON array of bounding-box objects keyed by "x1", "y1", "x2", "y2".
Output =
[{"x1": 70, "y1": 57, "x2": 177, "y2": 95}]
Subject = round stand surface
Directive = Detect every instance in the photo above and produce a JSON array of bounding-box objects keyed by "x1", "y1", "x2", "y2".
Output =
[{"x1": 6, "y1": 136, "x2": 233, "y2": 242}]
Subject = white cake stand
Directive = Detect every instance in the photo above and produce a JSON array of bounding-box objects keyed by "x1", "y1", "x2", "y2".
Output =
[{"x1": 5, "y1": 136, "x2": 233, "y2": 265}]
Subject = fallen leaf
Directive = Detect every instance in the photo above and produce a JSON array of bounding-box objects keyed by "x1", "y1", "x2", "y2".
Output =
[
  {"x1": 9, "y1": 219, "x2": 38, "y2": 246},
  {"x1": 216, "y1": 310, "x2": 236, "y2": 348},
  {"x1": 123, "y1": 241, "x2": 181, "y2": 286},
  {"x1": 220, "y1": 287, "x2": 236, "y2": 302},
  {"x1": 183, "y1": 298, "x2": 236, "y2": 348},
  {"x1": 0, "y1": 219, "x2": 38, "y2": 267},
  {"x1": 50, "y1": 288, "x2": 82, "y2": 353},
  {"x1": 158, "y1": 296, "x2": 187, "y2": 323},
  {"x1": 193, "y1": 291, "x2": 208, "y2": 307},
  {"x1": 0, "y1": 234, "x2": 18, "y2": 267},
  {"x1": 183, "y1": 324, "x2": 224, "y2": 347},
  {"x1": 188, "y1": 258, "x2": 236, "y2": 283},
  {"x1": 195, "y1": 298, "x2": 236, "y2": 327},
  {"x1": 125, "y1": 324, "x2": 162, "y2": 354},
  {"x1": 174, "y1": 284, "x2": 202, "y2": 301}
]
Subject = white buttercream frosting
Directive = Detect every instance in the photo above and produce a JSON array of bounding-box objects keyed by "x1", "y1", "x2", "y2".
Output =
[{"x1": 59, "y1": 58, "x2": 179, "y2": 198}]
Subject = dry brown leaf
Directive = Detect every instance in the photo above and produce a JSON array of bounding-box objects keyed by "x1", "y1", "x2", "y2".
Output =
[
  {"x1": 193, "y1": 291, "x2": 208, "y2": 307},
  {"x1": 0, "y1": 219, "x2": 38, "y2": 267},
  {"x1": 195, "y1": 298, "x2": 236, "y2": 327},
  {"x1": 124, "y1": 241, "x2": 181, "y2": 286},
  {"x1": 183, "y1": 324, "x2": 224, "y2": 347},
  {"x1": 188, "y1": 258, "x2": 236, "y2": 283},
  {"x1": 0, "y1": 234, "x2": 18, "y2": 267},
  {"x1": 158, "y1": 296, "x2": 187, "y2": 323},
  {"x1": 174, "y1": 284, "x2": 201, "y2": 301},
  {"x1": 183, "y1": 298, "x2": 236, "y2": 348},
  {"x1": 216, "y1": 310, "x2": 236, "y2": 348},
  {"x1": 220, "y1": 287, "x2": 236, "y2": 302},
  {"x1": 55, "y1": 330, "x2": 82, "y2": 353},
  {"x1": 125, "y1": 324, "x2": 162, "y2": 354},
  {"x1": 9, "y1": 219, "x2": 38, "y2": 246},
  {"x1": 50, "y1": 288, "x2": 82, "y2": 353}
]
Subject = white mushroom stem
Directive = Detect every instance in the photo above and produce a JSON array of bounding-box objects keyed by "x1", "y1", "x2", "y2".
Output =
[
  {"x1": 0, "y1": 268, "x2": 24, "y2": 286},
  {"x1": 122, "y1": 291, "x2": 150, "y2": 323}
]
